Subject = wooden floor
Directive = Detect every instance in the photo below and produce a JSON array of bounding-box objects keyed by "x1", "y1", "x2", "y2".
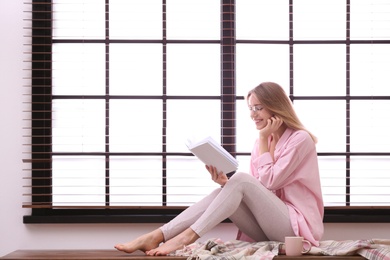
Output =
[
  {"x1": 0, "y1": 250, "x2": 185, "y2": 260},
  {"x1": 0, "y1": 250, "x2": 366, "y2": 260}
]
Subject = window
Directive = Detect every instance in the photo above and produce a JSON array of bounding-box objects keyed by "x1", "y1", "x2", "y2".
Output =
[{"x1": 23, "y1": 0, "x2": 390, "y2": 223}]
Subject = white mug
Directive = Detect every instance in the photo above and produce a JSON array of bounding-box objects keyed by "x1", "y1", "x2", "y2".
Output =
[{"x1": 284, "y1": 236, "x2": 311, "y2": 256}]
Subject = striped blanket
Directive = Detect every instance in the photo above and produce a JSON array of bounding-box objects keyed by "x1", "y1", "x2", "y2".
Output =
[{"x1": 170, "y1": 238, "x2": 390, "y2": 260}]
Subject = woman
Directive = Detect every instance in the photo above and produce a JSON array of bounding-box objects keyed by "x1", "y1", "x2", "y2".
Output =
[{"x1": 115, "y1": 82, "x2": 324, "y2": 256}]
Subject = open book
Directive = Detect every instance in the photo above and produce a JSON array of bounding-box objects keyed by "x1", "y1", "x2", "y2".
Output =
[{"x1": 186, "y1": 136, "x2": 238, "y2": 174}]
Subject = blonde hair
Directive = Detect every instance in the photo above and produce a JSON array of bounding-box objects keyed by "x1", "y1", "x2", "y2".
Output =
[{"x1": 247, "y1": 82, "x2": 317, "y2": 143}]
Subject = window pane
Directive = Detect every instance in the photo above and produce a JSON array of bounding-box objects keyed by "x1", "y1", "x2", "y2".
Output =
[
  {"x1": 110, "y1": 157, "x2": 163, "y2": 206},
  {"x1": 53, "y1": 0, "x2": 105, "y2": 39},
  {"x1": 52, "y1": 44, "x2": 106, "y2": 95},
  {"x1": 350, "y1": 0, "x2": 390, "y2": 40},
  {"x1": 166, "y1": 0, "x2": 219, "y2": 40},
  {"x1": 110, "y1": 0, "x2": 162, "y2": 39},
  {"x1": 236, "y1": 0, "x2": 288, "y2": 40},
  {"x1": 166, "y1": 44, "x2": 220, "y2": 95},
  {"x1": 350, "y1": 100, "x2": 390, "y2": 152},
  {"x1": 294, "y1": 45, "x2": 346, "y2": 96},
  {"x1": 166, "y1": 157, "x2": 218, "y2": 206},
  {"x1": 236, "y1": 155, "x2": 251, "y2": 174},
  {"x1": 52, "y1": 156, "x2": 106, "y2": 206},
  {"x1": 110, "y1": 44, "x2": 163, "y2": 95},
  {"x1": 294, "y1": 100, "x2": 346, "y2": 153},
  {"x1": 350, "y1": 157, "x2": 390, "y2": 206},
  {"x1": 350, "y1": 44, "x2": 390, "y2": 96},
  {"x1": 236, "y1": 100, "x2": 258, "y2": 153},
  {"x1": 52, "y1": 100, "x2": 106, "y2": 152},
  {"x1": 236, "y1": 44, "x2": 290, "y2": 96},
  {"x1": 166, "y1": 100, "x2": 220, "y2": 152},
  {"x1": 318, "y1": 157, "x2": 347, "y2": 206},
  {"x1": 293, "y1": 0, "x2": 346, "y2": 40},
  {"x1": 110, "y1": 100, "x2": 163, "y2": 152}
]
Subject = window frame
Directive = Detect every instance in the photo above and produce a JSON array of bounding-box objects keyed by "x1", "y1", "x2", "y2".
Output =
[{"x1": 24, "y1": 0, "x2": 390, "y2": 224}]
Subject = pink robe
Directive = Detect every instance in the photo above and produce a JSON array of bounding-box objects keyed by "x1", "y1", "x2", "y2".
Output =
[{"x1": 249, "y1": 128, "x2": 324, "y2": 246}]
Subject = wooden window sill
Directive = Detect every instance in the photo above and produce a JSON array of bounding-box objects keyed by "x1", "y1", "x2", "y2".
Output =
[{"x1": 0, "y1": 250, "x2": 366, "y2": 260}]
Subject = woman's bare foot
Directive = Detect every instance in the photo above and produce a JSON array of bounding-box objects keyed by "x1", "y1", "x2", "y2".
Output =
[
  {"x1": 146, "y1": 228, "x2": 200, "y2": 256},
  {"x1": 114, "y1": 229, "x2": 164, "y2": 254}
]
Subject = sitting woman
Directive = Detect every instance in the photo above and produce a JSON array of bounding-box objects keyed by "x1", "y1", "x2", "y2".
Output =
[{"x1": 115, "y1": 81, "x2": 324, "y2": 256}]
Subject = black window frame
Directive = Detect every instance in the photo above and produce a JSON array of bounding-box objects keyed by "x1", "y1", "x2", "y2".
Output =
[{"x1": 24, "y1": 0, "x2": 390, "y2": 224}]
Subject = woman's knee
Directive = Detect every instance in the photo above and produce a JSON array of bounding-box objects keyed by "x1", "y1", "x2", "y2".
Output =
[
  {"x1": 229, "y1": 172, "x2": 267, "y2": 192},
  {"x1": 230, "y1": 171, "x2": 253, "y2": 182}
]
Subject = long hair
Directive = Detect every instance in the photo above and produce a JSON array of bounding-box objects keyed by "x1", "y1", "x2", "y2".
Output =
[{"x1": 247, "y1": 82, "x2": 318, "y2": 143}]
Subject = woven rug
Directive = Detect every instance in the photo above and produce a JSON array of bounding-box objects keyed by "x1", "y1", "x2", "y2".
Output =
[{"x1": 169, "y1": 238, "x2": 390, "y2": 260}]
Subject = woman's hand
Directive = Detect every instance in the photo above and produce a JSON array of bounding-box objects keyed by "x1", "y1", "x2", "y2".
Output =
[
  {"x1": 259, "y1": 115, "x2": 283, "y2": 139},
  {"x1": 206, "y1": 165, "x2": 228, "y2": 187},
  {"x1": 258, "y1": 115, "x2": 284, "y2": 157}
]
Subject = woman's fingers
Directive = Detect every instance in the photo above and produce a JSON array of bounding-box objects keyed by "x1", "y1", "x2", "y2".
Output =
[{"x1": 206, "y1": 165, "x2": 218, "y2": 181}]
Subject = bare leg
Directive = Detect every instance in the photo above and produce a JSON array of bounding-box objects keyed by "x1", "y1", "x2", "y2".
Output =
[
  {"x1": 114, "y1": 228, "x2": 164, "y2": 254},
  {"x1": 146, "y1": 228, "x2": 200, "y2": 256}
]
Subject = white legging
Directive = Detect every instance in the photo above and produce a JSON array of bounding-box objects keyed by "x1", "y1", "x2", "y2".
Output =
[{"x1": 161, "y1": 172, "x2": 295, "y2": 242}]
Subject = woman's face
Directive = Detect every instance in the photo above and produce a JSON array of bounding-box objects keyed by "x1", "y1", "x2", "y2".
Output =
[{"x1": 248, "y1": 94, "x2": 273, "y2": 130}]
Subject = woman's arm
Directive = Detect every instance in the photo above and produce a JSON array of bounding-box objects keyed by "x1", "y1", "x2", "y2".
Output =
[{"x1": 255, "y1": 131, "x2": 315, "y2": 190}]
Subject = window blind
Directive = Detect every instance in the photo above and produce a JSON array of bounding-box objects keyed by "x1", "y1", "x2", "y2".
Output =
[
  {"x1": 23, "y1": 0, "x2": 390, "y2": 223},
  {"x1": 23, "y1": 0, "x2": 235, "y2": 213}
]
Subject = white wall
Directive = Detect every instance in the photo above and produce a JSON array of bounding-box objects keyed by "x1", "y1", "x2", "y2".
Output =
[{"x1": 1, "y1": 0, "x2": 390, "y2": 257}]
